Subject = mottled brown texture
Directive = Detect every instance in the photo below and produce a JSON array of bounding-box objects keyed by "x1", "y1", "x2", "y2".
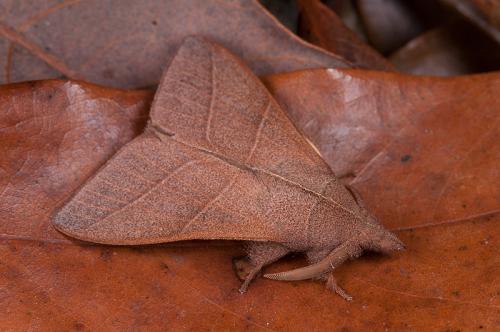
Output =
[
  {"x1": 390, "y1": 22, "x2": 500, "y2": 76},
  {"x1": 53, "y1": 37, "x2": 402, "y2": 296},
  {"x1": 0, "y1": 0, "x2": 350, "y2": 88},
  {"x1": 441, "y1": 0, "x2": 500, "y2": 43},
  {"x1": 357, "y1": 0, "x2": 425, "y2": 54},
  {"x1": 1, "y1": 79, "x2": 498, "y2": 331},
  {"x1": 264, "y1": 69, "x2": 500, "y2": 231},
  {"x1": 298, "y1": 0, "x2": 393, "y2": 71},
  {"x1": 0, "y1": 79, "x2": 152, "y2": 243}
]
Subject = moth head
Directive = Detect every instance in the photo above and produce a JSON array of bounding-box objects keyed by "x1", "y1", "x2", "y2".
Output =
[
  {"x1": 353, "y1": 202, "x2": 405, "y2": 254},
  {"x1": 362, "y1": 227, "x2": 405, "y2": 254}
]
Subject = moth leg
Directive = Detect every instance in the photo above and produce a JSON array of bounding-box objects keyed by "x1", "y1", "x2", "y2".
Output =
[
  {"x1": 322, "y1": 273, "x2": 352, "y2": 301},
  {"x1": 238, "y1": 242, "x2": 289, "y2": 293},
  {"x1": 308, "y1": 249, "x2": 352, "y2": 301}
]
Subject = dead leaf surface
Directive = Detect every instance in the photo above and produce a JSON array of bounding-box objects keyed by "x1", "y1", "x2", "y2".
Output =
[
  {"x1": 298, "y1": 0, "x2": 393, "y2": 71},
  {"x1": 1, "y1": 72, "x2": 499, "y2": 330},
  {"x1": 356, "y1": 0, "x2": 425, "y2": 54},
  {"x1": 264, "y1": 69, "x2": 500, "y2": 230},
  {"x1": 2, "y1": 212, "x2": 498, "y2": 330},
  {"x1": 0, "y1": 80, "x2": 152, "y2": 243},
  {"x1": 390, "y1": 22, "x2": 500, "y2": 76},
  {"x1": 324, "y1": 0, "x2": 369, "y2": 41},
  {"x1": 0, "y1": 0, "x2": 350, "y2": 88},
  {"x1": 441, "y1": 0, "x2": 500, "y2": 43}
]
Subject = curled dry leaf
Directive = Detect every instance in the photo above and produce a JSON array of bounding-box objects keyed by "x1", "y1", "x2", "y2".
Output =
[
  {"x1": 298, "y1": 0, "x2": 393, "y2": 71},
  {"x1": 323, "y1": 0, "x2": 369, "y2": 41},
  {"x1": 441, "y1": 0, "x2": 500, "y2": 43},
  {"x1": 0, "y1": 0, "x2": 350, "y2": 88},
  {"x1": 264, "y1": 69, "x2": 500, "y2": 230},
  {"x1": 390, "y1": 22, "x2": 500, "y2": 76},
  {"x1": 356, "y1": 0, "x2": 425, "y2": 54}
]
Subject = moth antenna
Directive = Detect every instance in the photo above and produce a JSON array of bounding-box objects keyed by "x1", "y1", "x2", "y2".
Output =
[{"x1": 264, "y1": 241, "x2": 362, "y2": 281}]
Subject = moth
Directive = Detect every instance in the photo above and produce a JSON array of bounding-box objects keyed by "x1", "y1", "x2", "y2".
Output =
[{"x1": 53, "y1": 36, "x2": 404, "y2": 300}]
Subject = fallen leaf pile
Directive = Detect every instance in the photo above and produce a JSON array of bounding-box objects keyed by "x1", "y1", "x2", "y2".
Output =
[{"x1": 1, "y1": 1, "x2": 499, "y2": 330}]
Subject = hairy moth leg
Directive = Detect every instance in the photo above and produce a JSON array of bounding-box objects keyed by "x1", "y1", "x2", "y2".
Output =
[
  {"x1": 307, "y1": 247, "x2": 353, "y2": 300},
  {"x1": 321, "y1": 273, "x2": 352, "y2": 301},
  {"x1": 239, "y1": 242, "x2": 289, "y2": 293}
]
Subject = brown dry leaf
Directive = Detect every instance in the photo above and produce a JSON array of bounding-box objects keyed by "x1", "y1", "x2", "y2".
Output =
[
  {"x1": 2, "y1": 76, "x2": 499, "y2": 330},
  {"x1": 0, "y1": 0, "x2": 350, "y2": 89},
  {"x1": 356, "y1": 0, "x2": 425, "y2": 54},
  {"x1": 2, "y1": 212, "x2": 498, "y2": 330},
  {"x1": 390, "y1": 22, "x2": 500, "y2": 76},
  {"x1": 264, "y1": 69, "x2": 500, "y2": 231},
  {"x1": 441, "y1": 0, "x2": 500, "y2": 43},
  {"x1": 324, "y1": 0, "x2": 369, "y2": 40},
  {"x1": 298, "y1": 0, "x2": 393, "y2": 71},
  {"x1": 0, "y1": 80, "x2": 152, "y2": 243}
]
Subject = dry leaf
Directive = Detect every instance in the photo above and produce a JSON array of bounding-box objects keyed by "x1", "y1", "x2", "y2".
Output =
[
  {"x1": 356, "y1": 0, "x2": 425, "y2": 54},
  {"x1": 390, "y1": 22, "x2": 500, "y2": 76},
  {"x1": 1, "y1": 73, "x2": 499, "y2": 329},
  {"x1": 323, "y1": 0, "x2": 369, "y2": 41},
  {"x1": 441, "y1": 0, "x2": 500, "y2": 43},
  {"x1": 0, "y1": 0, "x2": 350, "y2": 88},
  {"x1": 298, "y1": 0, "x2": 393, "y2": 71},
  {"x1": 0, "y1": 80, "x2": 152, "y2": 242},
  {"x1": 2, "y1": 212, "x2": 498, "y2": 329}
]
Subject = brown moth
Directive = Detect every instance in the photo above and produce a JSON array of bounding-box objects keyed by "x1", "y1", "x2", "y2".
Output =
[{"x1": 52, "y1": 36, "x2": 404, "y2": 300}]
